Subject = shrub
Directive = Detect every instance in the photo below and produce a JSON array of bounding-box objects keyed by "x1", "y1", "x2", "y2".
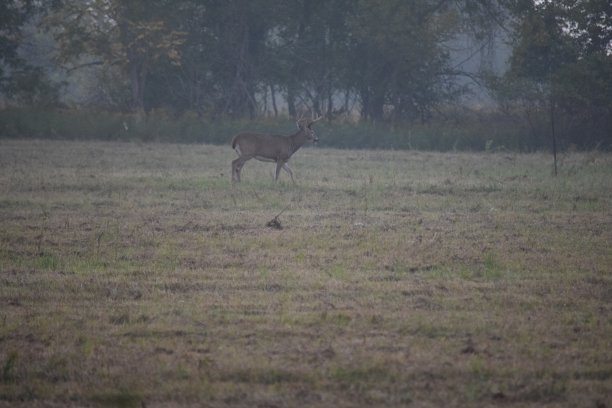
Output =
[{"x1": 0, "y1": 107, "x2": 575, "y2": 151}]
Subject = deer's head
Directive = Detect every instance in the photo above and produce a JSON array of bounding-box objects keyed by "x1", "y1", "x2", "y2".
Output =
[{"x1": 296, "y1": 115, "x2": 323, "y2": 143}]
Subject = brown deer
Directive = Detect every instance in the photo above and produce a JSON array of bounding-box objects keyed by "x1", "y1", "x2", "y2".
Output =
[{"x1": 231, "y1": 115, "x2": 322, "y2": 183}]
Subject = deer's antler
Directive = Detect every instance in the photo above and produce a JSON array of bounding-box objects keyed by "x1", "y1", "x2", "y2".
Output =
[
  {"x1": 309, "y1": 114, "x2": 323, "y2": 124},
  {"x1": 296, "y1": 112, "x2": 306, "y2": 129}
]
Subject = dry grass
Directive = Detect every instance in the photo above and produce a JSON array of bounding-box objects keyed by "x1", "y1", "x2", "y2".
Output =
[{"x1": 0, "y1": 139, "x2": 611, "y2": 407}]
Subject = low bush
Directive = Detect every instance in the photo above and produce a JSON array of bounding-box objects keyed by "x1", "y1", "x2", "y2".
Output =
[{"x1": 0, "y1": 107, "x2": 570, "y2": 151}]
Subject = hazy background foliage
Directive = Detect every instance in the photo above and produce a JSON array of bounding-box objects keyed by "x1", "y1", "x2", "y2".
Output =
[{"x1": 1, "y1": 0, "x2": 611, "y2": 150}]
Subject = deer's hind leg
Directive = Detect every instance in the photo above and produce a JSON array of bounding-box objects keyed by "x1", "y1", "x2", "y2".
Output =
[
  {"x1": 275, "y1": 160, "x2": 295, "y2": 183},
  {"x1": 232, "y1": 157, "x2": 249, "y2": 182}
]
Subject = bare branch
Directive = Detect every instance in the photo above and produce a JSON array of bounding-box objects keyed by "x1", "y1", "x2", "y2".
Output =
[{"x1": 64, "y1": 59, "x2": 123, "y2": 73}]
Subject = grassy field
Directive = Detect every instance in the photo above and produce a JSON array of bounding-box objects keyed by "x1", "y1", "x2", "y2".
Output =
[{"x1": 0, "y1": 139, "x2": 610, "y2": 407}]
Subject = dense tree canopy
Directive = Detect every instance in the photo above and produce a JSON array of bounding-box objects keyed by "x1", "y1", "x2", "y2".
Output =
[
  {"x1": 0, "y1": 1, "x2": 58, "y2": 104},
  {"x1": 34, "y1": 0, "x2": 506, "y2": 118},
  {"x1": 1, "y1": 0, "x2": 610, "y2": 148},
  {"x1": 491, "y1": 0, "x2": 612, "y2": 148},
  {"x1": 48, "y1": 0, "x2": 186, "y2": 112}
]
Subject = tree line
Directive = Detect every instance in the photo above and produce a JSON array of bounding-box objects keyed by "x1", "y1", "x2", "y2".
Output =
[{"x1": 1, "y1": 0, "x2": 611, "y2": 149}]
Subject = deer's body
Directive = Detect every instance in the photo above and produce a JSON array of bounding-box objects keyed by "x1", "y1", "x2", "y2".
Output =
[{"x1": 231, "y1": 117, "x2": 320, "y2": 183}]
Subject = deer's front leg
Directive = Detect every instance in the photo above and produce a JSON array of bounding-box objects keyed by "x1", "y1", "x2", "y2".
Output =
[
  {"x1": 282, "y1": 163, "x2": 295, "y2": 184},
  {"x1": 274, "y1": 160, "x2": 285, "y2": 181},
  {"x1": 274, "y1": 161, "x2": 295, "y2": 183}
]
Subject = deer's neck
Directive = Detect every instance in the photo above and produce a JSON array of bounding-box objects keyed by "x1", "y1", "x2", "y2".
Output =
[{"x1": 289, "y1": 130, "x2": 308, "y2": 154}]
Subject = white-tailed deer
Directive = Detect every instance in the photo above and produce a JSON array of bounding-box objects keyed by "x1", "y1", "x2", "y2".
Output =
[{"x1": 231, "y1": 115, "x2": 322, "y2": 183}]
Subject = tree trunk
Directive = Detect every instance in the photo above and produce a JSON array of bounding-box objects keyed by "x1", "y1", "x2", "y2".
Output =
[
  {"x1": 344, "y1": 90, "x2": 351, "y2": 113},
  {"x1": 550, "y1": 97, "x2": 558, "y2": 176},
  {"x1": 287, "y1": 86, "x2": 296, "y2": 117},
  {"x1": 362, "y1": 93, "x2": 385, "y2": 122},
  {"x1": 270, "y1": 83, "x2": 278, "y2": 117},
  {"x1": 129, "y1": 61, "x2": 146, "y2": 115},
  {"x1": 326, "y1": 82, "x2": 333, "y2": 119}
]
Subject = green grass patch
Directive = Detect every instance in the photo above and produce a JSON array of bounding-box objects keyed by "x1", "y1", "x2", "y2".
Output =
[{"x1": 0, "y1": 140, "x2": 609, "y2": 407}]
